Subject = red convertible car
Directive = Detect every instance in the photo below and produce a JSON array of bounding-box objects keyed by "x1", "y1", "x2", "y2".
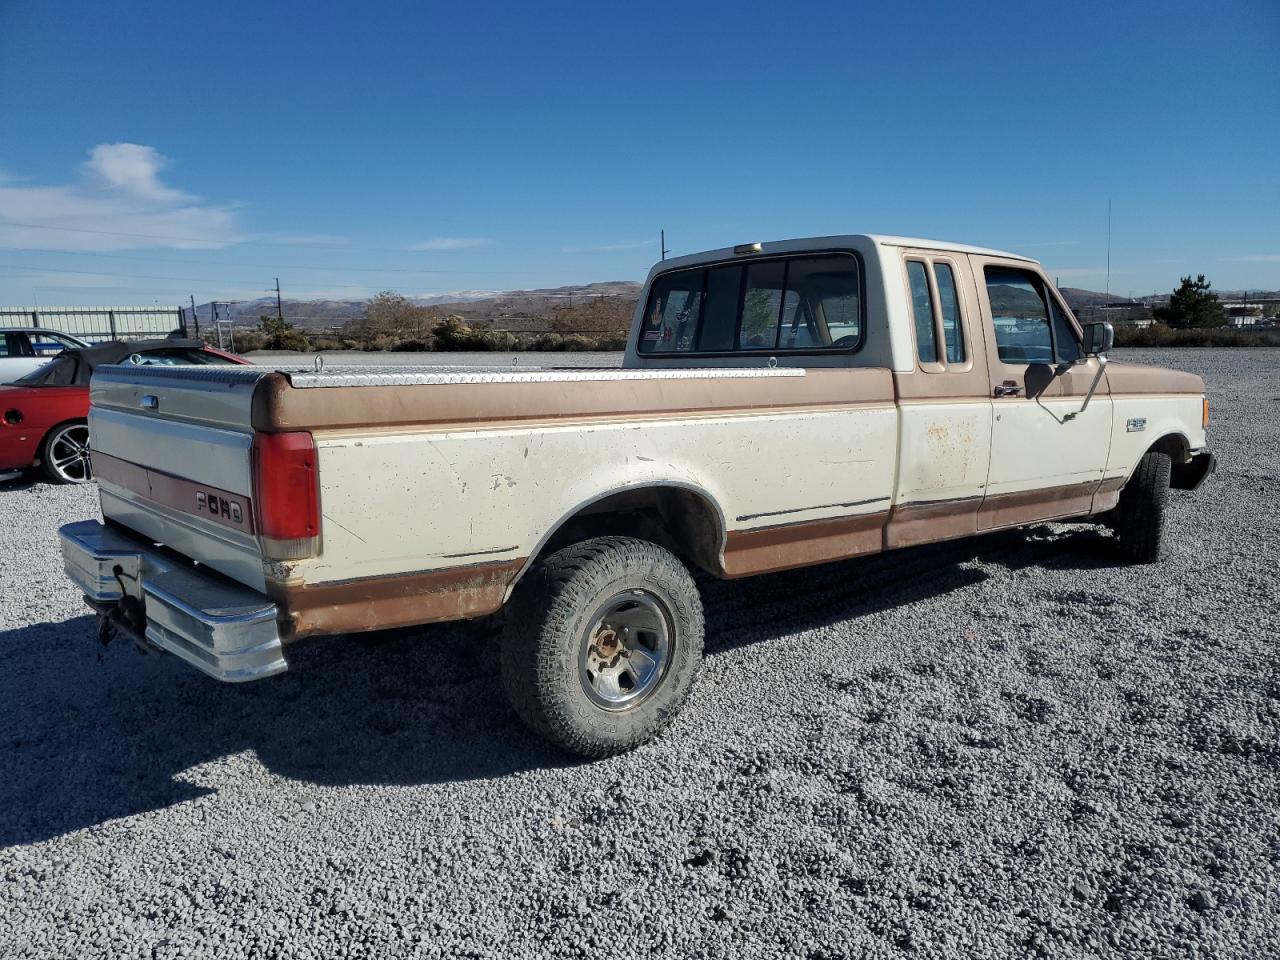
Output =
[{"x1": 0, "y1": 339, "x2": 246, "y2": 483}]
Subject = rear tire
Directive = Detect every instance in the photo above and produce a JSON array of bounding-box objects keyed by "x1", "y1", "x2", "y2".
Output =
[
  {"x1": 40, "y1": 421, "x2": 92, "y2": 484},
  {"x1": 1113, "y1": 450, "x2": 1171, "y2": 563},
  {"x1": 499, "y1": 536, "x2": 704, "y2": 757}
]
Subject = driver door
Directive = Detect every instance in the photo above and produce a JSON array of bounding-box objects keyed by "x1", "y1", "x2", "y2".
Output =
[{"x1": 973, "y1": 257, "x2": 1112, "y2": 529}]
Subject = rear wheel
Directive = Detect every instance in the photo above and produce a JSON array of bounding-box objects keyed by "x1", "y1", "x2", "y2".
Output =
[
  {"x1": 1112, "y1": 450, "x2": 1171, "y2": 563},
  {"x1": 500, "y1": 536, "x2": 704, "y2": 757},
  {"x1": 41, "y1": 422, "x2": 92, "y2": 484}
]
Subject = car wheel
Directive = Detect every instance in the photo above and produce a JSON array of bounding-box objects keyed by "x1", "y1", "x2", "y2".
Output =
[
  {"x1": 500, "y1": 536, "x2": 705, "y2": 757},
  {"x1": 1113, "y1": 450, "x2": 1171, "y2": 563},
  {"x1": 41, "y1": 422, "x2": 93, "y2": 484}
]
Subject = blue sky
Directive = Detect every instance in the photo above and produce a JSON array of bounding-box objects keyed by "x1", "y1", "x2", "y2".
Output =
[{"x1": 0, "y1": 0, "x2": 1276, "y2": 306}]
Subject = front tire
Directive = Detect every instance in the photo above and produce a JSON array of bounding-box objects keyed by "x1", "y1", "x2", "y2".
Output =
[
  {"x1": 500, "y1": 536, "x2": 704, "y2": 757},
  {"x1": 41, "y1": 421, "x2": 92, "y2": 484},
  {"x1": 1113, "y1": 450, "x2": 1171, "y2": 563}
]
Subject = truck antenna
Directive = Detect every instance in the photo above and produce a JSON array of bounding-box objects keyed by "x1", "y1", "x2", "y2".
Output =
[{"x1": 1105, "y1": 199, "x2": 1112, "y2": 296}]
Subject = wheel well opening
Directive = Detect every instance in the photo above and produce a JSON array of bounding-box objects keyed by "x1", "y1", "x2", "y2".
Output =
[
  {"x1": 1149, "y1": 433, "x2": 1190, "y2": 464},
  {"x1": 538, "y1": 487, "x2": 725, "y2": 576},
  {"x1": 39, "y1": 418, "x2": 89, "y2": 455}
]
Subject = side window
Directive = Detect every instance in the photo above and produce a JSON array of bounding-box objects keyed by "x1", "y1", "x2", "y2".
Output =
[
  {"x1": 29, "y1": 332, "x2": 72, "y2": 356},
  {"x1": 640, "y1": 272, "x2": 704, "y2": 353},
  {"x1": 985, "y1": 267, "x2": 1053, "y2": 364},
  {"x1": 934, "y1": 262, "x2": 966, "y2": 364},
  {"x1": 0, "y1": 334, "x2": 11, "y2": 358},
  {"x1": 739, "y1": 260, "x2": 786, "y2": 349},
  {"x1": 6, "y1": 332, "x2": 35, "y2": 358},
  {"x1": 907, "y1": 260, "x2": 938, "y2": 364}
]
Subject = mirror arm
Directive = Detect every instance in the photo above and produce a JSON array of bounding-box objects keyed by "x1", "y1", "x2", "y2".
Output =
[{"x1": 1063, "y1": 355, "x2": 1107, "y2": 422}]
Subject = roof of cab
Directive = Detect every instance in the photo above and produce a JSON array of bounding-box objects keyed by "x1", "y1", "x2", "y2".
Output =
[
  {"x1": 648, "y1": 234, "x2": 1037, "y2": 277},
  {"x1": 865, "y1": 235, "x2": 1036, "y2": 262}
]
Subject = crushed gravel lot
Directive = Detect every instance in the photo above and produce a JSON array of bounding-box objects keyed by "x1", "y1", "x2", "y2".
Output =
[{"x1": 2, "y1": 348, "x2": 1277, "y2": 958}]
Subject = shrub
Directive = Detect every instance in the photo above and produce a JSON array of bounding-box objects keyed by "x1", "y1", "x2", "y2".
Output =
[
  {"x1": 560, "y1": 334, "x2": 596, "y2": 352},
  {"x1": 230, "y1": 330, "x2": 268, "y2": 353},
  {"x1": 1114, "y1": 323, "x2": 1280, "y2": 348}
]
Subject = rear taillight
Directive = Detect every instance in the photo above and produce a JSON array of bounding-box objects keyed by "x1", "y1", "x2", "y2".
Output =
[
  {"x1": 1202, "y1": 397, "x2": 1210, "y2": 431},
  {"x1": 252, "y1": 431, "x2": 321, "y2": 559}
]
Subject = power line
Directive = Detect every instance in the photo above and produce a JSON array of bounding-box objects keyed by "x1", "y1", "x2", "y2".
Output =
[{"x1": 0, "y1": 218, "x2": 235, "y2": 245}]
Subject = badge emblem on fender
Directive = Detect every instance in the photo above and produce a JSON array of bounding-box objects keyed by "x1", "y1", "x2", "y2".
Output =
[{"x1": 1126, "y1": 417, "x2": 1147, "y2": 432}]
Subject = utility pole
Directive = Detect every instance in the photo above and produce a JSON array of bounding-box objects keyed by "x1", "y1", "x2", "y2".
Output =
[
  {"x1": 661, "y1": 229, "x2": 669, "y2": 261},
  {"x1": 190, "y1": 294, "x2": 200, "y2": 339},
  {"x1": 274, "y1": 278, "x2": 284, "y2": 323}
]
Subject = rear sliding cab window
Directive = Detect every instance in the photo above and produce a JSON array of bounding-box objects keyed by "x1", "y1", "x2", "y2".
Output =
[
  {"x1": 638, "y1": 253, "x2": 862, "y2": 356},
  {"x1": 642, "y1": 272, "x2": 704, "y2": 353},
  {"x1": 985, "y1": 266, "x2": 1081, "y2": 365}
]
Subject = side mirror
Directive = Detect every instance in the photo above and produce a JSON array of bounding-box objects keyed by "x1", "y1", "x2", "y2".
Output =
[{"x1": 1082, "y1": 321, "x2": 1114, "y2": 357}]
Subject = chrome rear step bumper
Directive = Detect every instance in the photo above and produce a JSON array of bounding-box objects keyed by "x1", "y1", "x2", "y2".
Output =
[{"x1": 59, "y1": 520, "x2": 287, "y2": 682}]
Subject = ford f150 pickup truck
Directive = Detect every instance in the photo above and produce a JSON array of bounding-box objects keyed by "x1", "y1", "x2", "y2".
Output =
[{"x1": 60, "y1": 235, "x2": 1215, "y2": 756}]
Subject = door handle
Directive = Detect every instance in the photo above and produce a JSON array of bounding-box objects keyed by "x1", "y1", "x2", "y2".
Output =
[{"x1": 994, "y1": 383, "x2": 1023, "y2": 398}]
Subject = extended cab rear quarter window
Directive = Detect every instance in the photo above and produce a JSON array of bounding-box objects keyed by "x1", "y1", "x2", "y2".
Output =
[{"x1": 638, "y1": 252, "x2": 864, "y2": 357}]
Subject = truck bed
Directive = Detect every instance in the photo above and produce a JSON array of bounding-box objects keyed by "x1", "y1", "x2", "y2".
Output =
[{"x1": 87, "y1": 361, "x2": 898, "y2": 638}]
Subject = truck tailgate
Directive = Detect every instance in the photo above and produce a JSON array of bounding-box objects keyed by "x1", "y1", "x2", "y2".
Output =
[{"x1": 89, "y1": 364, "x2": 271, "y2": 592}]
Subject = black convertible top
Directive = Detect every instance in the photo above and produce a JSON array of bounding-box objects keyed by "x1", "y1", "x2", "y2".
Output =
[
  {"x1": 76, "y1": 338, "x2": 207, "y2": 371},
  {"x1": 12, "y1": 338, "x2": 214, "y2": 387}
]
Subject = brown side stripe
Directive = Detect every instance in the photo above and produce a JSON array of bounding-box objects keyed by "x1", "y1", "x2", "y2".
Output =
[
  {"x1": 722, "y1": 512, "x2": 887, "y2": 578},
  {"x1": 269, "y1": 558, "x2": 523, "y2": 638}
]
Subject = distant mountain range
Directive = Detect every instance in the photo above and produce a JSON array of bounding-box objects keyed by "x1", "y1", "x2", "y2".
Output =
[
  {"x1": 199, "y1": 282, "x2": 643, "y2": 330},
  {"x1": 196, "y1": 281, "x2": 1275, "y2": 332}
]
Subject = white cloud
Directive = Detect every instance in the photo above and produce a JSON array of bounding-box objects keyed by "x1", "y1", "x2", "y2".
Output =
[
  {"x1": 408, "y1": 237, "x2": 491, "y2": 251},
  {"x1": 1224, "y1": 254, "x2": 1280, "y2": 263},
  {"x1": 0, "y1": 143, "x2": 240, "y2": 252},
  {"x1": 86, "y1": 143, "x2": 188, "y2": 203},
  {"x1": 561, "y1": 239, "x2": 655, "y2": 254}
]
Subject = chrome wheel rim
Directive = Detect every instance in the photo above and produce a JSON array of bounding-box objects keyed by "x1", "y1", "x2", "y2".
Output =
[
  {"x1": 49, "y1": 424, "x2": 92, "y2": 483},
  {"x1": 578, "y1": 590, "x2": 673, "y2": 711}
]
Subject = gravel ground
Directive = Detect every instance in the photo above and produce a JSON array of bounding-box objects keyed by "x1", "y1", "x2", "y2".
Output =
[{"x1": 1, "y1": 348, "x2": 1277, "y2": 959}]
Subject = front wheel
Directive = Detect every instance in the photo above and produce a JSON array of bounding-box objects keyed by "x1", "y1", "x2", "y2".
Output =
[
  {"x1": 500, "y1": 536, "x2": 704, "y2": 757},
  {"x1": 1112, "y1": 450, "x2": 1171, "y2": 563},
  {"x1": 41, "y1": 422, "x2": 93, "y2": 484}
]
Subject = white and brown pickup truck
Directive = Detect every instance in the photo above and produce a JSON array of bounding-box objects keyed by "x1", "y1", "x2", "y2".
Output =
[{"x1": 61, "y1": 235, "x2": 1215, "y2": 756}]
